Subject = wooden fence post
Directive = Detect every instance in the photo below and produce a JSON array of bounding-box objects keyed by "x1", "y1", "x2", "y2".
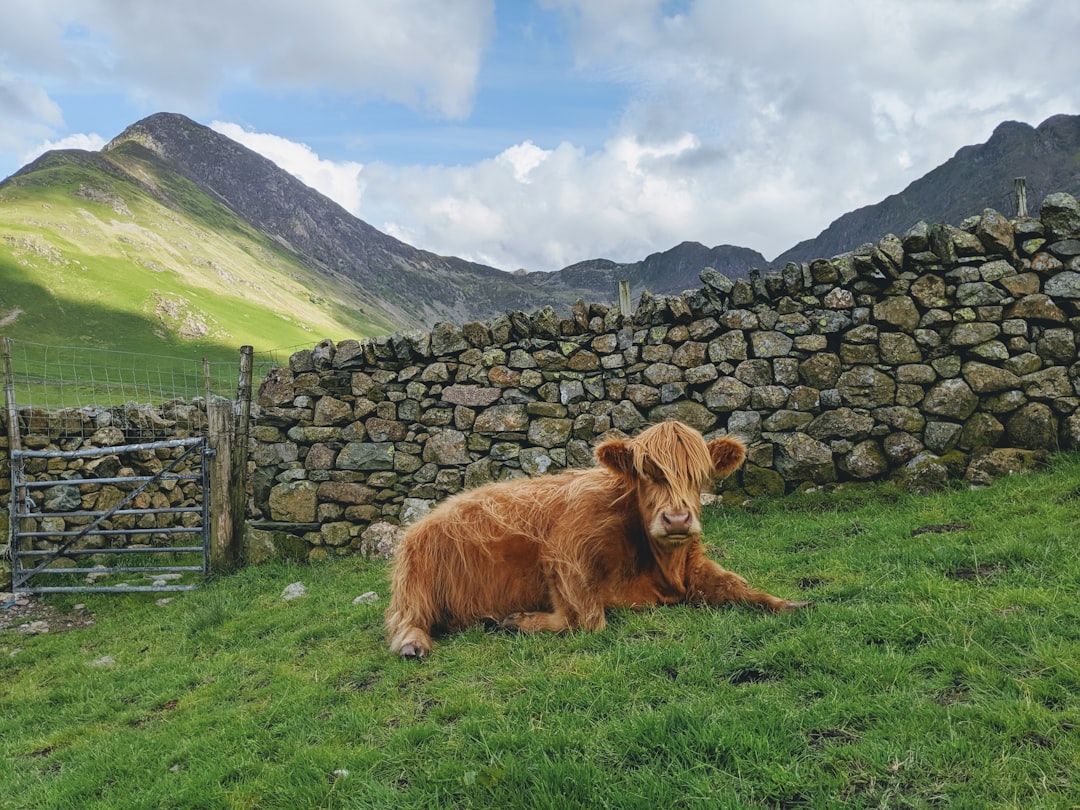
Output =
[
  {"x1": 232, "y1": 346, "x2": 253, "y2": 564},
  {"x1": 3, "y1": 337, "x2": 22, "y2": 561},
  {"x1": 207, "y1": 398, "x2": 238, "y2": 572},
  {"x1": 1015, "y1": 177, "x2": 1028, "y2": 218},
  {"x1": 1, "y1": 337, "x2": 19, "y2": 455},
  {"x1": 618, "y1": 280, "x2": 632, "y2": 318}
]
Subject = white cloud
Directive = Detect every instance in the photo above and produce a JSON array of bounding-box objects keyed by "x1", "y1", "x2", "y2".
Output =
[
  {"x1": 0, "y1": 1, "x2": 494, "y2": 177},
  {"x1": 0, "y1": 0, "x2": 493, "y2": 118},
  {"x1": 19, "y1": 132, "x2": 107, "y2": 166}
]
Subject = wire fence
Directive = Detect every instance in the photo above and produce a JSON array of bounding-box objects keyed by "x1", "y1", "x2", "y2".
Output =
[
  {"x1": 2, "y1": 339, "x2": 294, "y2": 411},
  {"x1": 1, "y1": 338, "x2": 304, "y2": 444}
]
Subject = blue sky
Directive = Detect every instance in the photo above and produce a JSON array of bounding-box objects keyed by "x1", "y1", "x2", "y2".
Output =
[{"x1": 2, "y1": 1, "x2": 1078, "y2": 272}]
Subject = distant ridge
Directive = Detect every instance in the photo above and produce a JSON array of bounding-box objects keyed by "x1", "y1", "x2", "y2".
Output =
[{"x1": 773, "y1": 114, "x2": 1080, "y2": 266}]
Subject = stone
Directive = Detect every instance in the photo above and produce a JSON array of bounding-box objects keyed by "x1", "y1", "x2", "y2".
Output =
[
  {"x1": 841, "y1": 440, "x2": 888, "y2": 479},
  {"x1": 732, "y1": 359, "x2": 771, "y2": 387},
  {"x1": 1000, "y1": 272, "x2": 1041, "y2": 297},
  {"x1": 773, "y1": 433, "x2": 836, "y2": 484},
  {"x1": 337, "y1": 442, "x2": 395, "y2": 471},
  {"x1": 644, "y1": 363, "x2": 682, "y2": 386},
  {"x1": 836, "y1": 367, "x2": 895, "y2": 407},
  {"x1": 358, "y1": 522, "x2": 401, "y2": 559},
  {"x1": 874, "y1": 296, "x2": 920, "y2": 331},
  {"x1": 806, "y1": 408, "x2": 874, "y2": 440},
  {"x1": 269, "y1": 481, "x2": 318, "y2": 522},
  {"x1": 975, "y1": 208, "x2": 1015, "y2": 255},
  {"x1": 883, "y1": 431, "x2": 923, "y2": 463},
  {"x1": 423, "y1": 430, "x2": 470, "y2": 464},
  {"x1": 1022, "y1": 367, "x2": 1073, "y2": 399},
  {"x1": 474, "y1": 404, "x2": 529, "y2": 433},
  {"x1": 611, "y1": 400, "x2": 646, "y2": 432},
  {"x1": 430, "y1": 322, "x2": 468, "y2": 356},
  {"x1": 956, "y1": 282, "x2": 1006, "y2": 307},
  {"x1": 441, "y1": 385, "x2": 502, "y2": 407},
  {"x1": 959, "y1": 413, "x2": 1004, "y2": 450},
  {"x1": 799, "y1": 354, "x2": 841, "y2": 388},
  {"x1": 1044, "y1": 271, "x2": 1080, "y2": 299},
  {"x1": 922, "y1": 379, "x2": 978, "y2": 420},
  {"x1": 962, "y1": 362, "x2": 1020, "y2": 393},
  {"x1": 1040, "y1": 192, "x2": 1080, "y2": 240},
  {"x1": 316, "y1": 482, "x2": 376, "y2": 505},
  {"x1": 704, "y1": 377, "x2": 752, "y2": 412},
  {"x1": 762, "y1": 410, "x2": 814, "y2": 432},
  {"x1": 527, "y1": 418, "x2": 574, "y2": 448},
  {"x1": 649, "y1": 402, "x2": 717, "y2": 433},
  {"x1": 709, "y1": 331, "x2": 749, "y2": 362},
  {"x1": 742, "y1": 465, "x2": 786, "y2": 496},
  {"x1": 520, "y1": 448, "x2": 555, "y2": 476},
  {"x1": 750, "y1": 331, "x2": 794, "y2": 358},
  {"x1": 894, "y1": 452, "x2": 951, "y2": 494},
  {"x1": 965, "y1": 448, "x2": 1048, "y2": 487},
  {"x1": 281, "y1": 581, "x2": 308, "y2": 601},
  {"x1": 43, "y1": 485, "x2": 81, "y2": 512},
  {"x1": 948, "y1": 322, "x2": 1001, "y2": 347},
  {"x1": 1036, "y1": 328, "x2": 1076, "y2": 364},
  {"x1": 879, "y1": 332, "x2": 921, "y2": 364},
  {"x1": 1005, "y1": 403, "x2": 1058, "y2": 450},
  {"x1": 1006, "y1": 294, "x2": 1065, "y2": 322},
  {"x1": 700, "y1": 267, "x2": 735, "y2": 295}
]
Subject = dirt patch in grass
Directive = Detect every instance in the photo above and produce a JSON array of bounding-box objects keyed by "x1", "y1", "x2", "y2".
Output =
[
  {"x1": 911, "y1": 521, "x2": 970, "y2": 536},
  {"x1": 0, "y1": 594, "x2": 96, "y2": 635},
  {"x1": 946, "y1": 563, "x2": 1007, "y2": 581}
]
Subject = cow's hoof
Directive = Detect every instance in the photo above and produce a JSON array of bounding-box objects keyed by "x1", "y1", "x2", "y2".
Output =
[
  {"x1": 400, "y1": 643, "x2": 428, "y2": 659},
  {"x1": 500, "y1": 612, "x2": 532, "y2": 631},
  {"x1": 479, "y1": 617, "x2": 503, "y2": 632}
]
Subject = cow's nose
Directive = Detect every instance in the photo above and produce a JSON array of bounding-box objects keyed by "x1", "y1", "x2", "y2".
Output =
[{"x1": 661, "y1": 511, "x2": 692, "y2": 534}]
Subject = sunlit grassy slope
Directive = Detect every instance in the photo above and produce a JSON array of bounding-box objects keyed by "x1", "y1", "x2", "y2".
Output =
[{"x1": 0, "y1": 150, "x2": 397, "y2": 366}]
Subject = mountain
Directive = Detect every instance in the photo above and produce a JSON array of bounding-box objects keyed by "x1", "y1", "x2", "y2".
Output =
[
  {"x1": 536, "y1": 241, "x2": 763, "y2": 300},
  {"x1": 773, "y1": 114, "x2": 1080, "y2": 266},
  {"x1": 0, "y1": 144, "x2": 400, "y2": 364},
  {"x1": 2, "y1": 113, "x2": 758, "y2": 348}
]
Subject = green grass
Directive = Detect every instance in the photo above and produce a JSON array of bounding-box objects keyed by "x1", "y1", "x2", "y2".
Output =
[{"x1": 2, "y1": 457, "x2": 1079, "y2": 809}]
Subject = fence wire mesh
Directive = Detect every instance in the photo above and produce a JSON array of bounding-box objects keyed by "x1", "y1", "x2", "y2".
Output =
[{"x1": 2, "y1": 338, "x2": 292, "y2": 443}]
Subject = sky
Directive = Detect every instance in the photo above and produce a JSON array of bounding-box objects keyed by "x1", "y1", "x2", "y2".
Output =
[{"x1": 2, "y1": 1, "x2": 1078, "y2": 273}]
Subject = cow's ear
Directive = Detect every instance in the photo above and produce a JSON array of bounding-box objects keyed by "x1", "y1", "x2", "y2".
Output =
[
  {"x1": 708, "y1": 436, "x2": 746, "y2": 479},
  {"x1": 596, "y1": 440, "x2": 636, "y2": 479}
]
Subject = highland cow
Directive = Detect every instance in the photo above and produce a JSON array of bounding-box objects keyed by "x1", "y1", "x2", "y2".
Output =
[{"x1": 385, "y1": 420, "x2": 805, "y2": 657}]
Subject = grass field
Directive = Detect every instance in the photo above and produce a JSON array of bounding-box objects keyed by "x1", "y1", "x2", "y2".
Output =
[{"x1": 2, "y1": 456, "x2": 1079, "y2": 809}]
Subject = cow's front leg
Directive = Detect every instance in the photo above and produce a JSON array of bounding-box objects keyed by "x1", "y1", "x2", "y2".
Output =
[{"x1": 688, "y1": 556, "x2": 808, "y2": 612}]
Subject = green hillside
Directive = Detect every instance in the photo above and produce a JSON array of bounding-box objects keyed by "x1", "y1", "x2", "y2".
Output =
[{"x1": 0, "y1": 149, "x2": 397, "y2": 371}]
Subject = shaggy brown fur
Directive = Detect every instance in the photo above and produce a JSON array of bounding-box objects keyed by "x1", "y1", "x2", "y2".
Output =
[{"x1": 385, "y1": 420, "x2": 805, "y2": 657}]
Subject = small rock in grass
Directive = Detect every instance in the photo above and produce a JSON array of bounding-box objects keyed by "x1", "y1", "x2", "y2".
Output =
[
  {"x1": 89, "y1": 655, "x2": 116, "y2": 668},
  {"x1": 353, "y1": 591, "x2": 379, "y2": 605},
  {"x1": 281, "y1": 581, "x2": 308, "y2": 601},
  {"x1": 19, "y1": 621, "x2": 49, "y2": 635}
]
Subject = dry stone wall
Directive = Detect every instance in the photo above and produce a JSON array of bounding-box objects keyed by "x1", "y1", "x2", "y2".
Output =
[{"x1": 249, "y1": 194, "x2": 1080, "y2": 561}]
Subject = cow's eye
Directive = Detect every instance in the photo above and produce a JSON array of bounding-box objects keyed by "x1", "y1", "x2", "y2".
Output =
[{"x1": 641, "y1": 461, "x2": 666, "y2": 484}]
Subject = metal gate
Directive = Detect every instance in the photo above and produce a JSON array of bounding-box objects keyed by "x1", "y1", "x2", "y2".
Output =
[{"x1": 9, "y1": 437, "x2": 211, "y2": 594}]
